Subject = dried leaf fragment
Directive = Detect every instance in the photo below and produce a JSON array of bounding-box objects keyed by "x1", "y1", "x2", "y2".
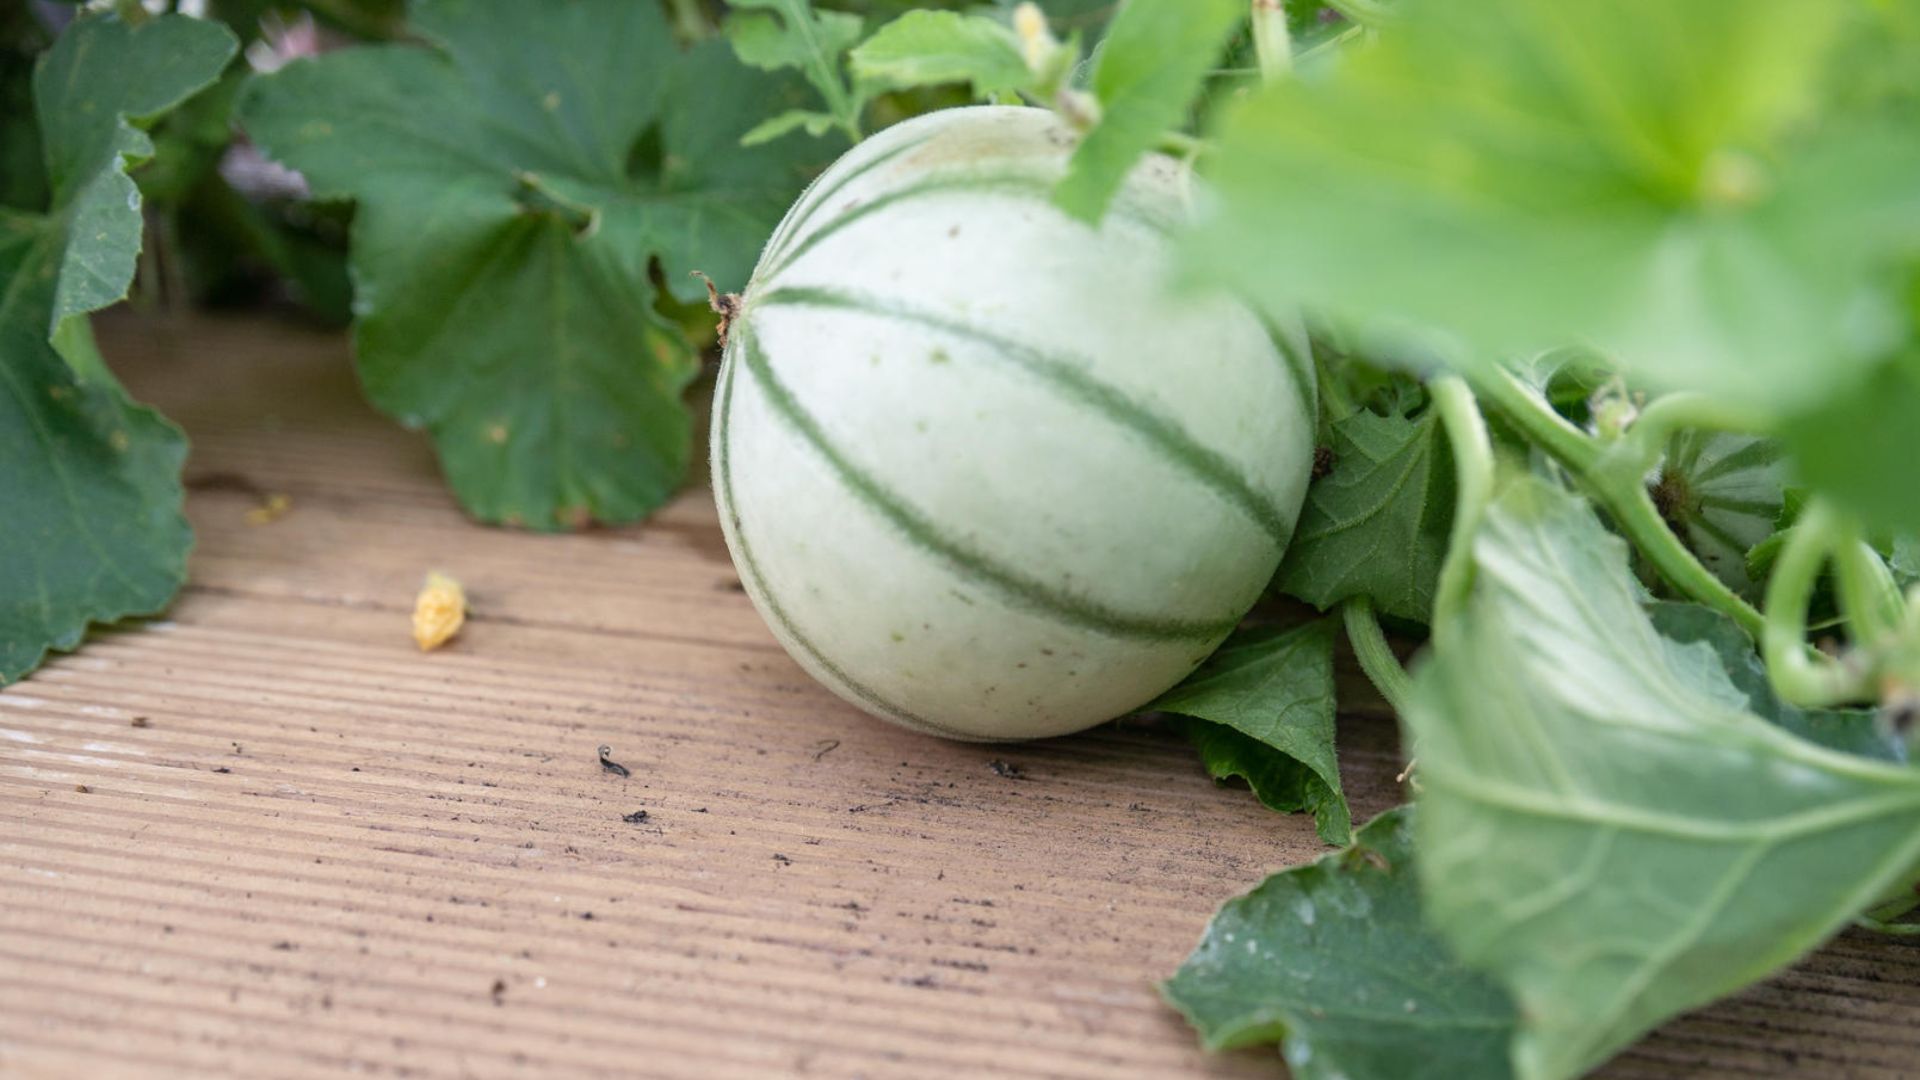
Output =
[{"x1": 412, "y1": 571, "x2": 467, "y2": 651}]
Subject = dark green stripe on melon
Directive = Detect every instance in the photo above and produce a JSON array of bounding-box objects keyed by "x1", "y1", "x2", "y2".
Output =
[
  {"x1": 758, "y1": 132, "x2": 936, "y2": 277},
  {"x1": 733, "y1": 322, "x2": 1245, "y2": 644},
  {"x1": 713, "y1": 338, "x2": 978, "y2": 739},
  {"x1": 752, "y1": 285, "x2": 1298, "y2": 550},
  {"x1": 759, "y1": 172, "x2": 1178, "y2": 283}
]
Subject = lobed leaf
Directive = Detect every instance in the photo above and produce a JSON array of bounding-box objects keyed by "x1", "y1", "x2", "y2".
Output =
[
  {"x1": 239, "y1": 0, "x2": 819, "y2": 529},
  {"x1": 1, "y1": 13, "x2": 234, "y2": 682},
  {"x1": 1164, "y1": 806, "x2": 1518, "y2": 1079}
]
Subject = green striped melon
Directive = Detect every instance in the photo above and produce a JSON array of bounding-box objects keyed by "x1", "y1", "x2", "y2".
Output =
[{"x1": 712, "y1": 106, "x2": 1315, "y2": 741}]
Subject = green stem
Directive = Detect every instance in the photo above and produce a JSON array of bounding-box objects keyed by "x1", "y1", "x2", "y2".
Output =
[
  {"x1": 1855, "y1": 914, "x2": 1920, "y2": 937},
  {"x1": 51, "y1": 315, "x2": 111, "y2": 386},
  {"x1": 1474, "y1": 367, "x2": 1767, "y2": 640},
  {"x1": 1597, "y1": 391, "x2": 1773, "y2": 490},
  {"x1": 1831, "y1": 527, "x2": 1905, "y2": 650},
  {"x1": 1429, "y1": 376, "x2": 1494, "y2": 646},
  {"x1": 1342, "y1": 597, "x2": 1412, "y2": 715},
  {"x1": 1251, "y1": 0, "x2": 1292, "y2": 82},
  {"x1": 1762, "y1": 500, "x2": 1872, "y2": 707}
]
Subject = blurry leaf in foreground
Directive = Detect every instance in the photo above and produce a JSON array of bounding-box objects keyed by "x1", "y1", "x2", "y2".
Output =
[
  {"x1": 1151, "y1": 621, "x2": 1350, "y2": 845},
  {"x1": 1, "y1": 13, "x2": 235, "y2": 681},
  {"x1": 1191, "y1": 0, "x2": 1920, "y2": 415},
  {"x1": 1781, "y1": 345, "x2": 1920, "y2": 537},
  {"x1": 1406, "y1": 477, "x2": 1920, "y2": 1080},
  {"x1": 1163, "y1": 806, "x2": 1517, "y2": 1079},
  {"x1": 240, "y1": 0, "x2": 818, "y2": 530}
]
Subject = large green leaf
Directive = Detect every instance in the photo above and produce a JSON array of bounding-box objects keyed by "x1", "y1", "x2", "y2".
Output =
[
  {"x1": 1053, "y1": 0, "x2": 1242, "y2": 222},
  {"x1": 1164, "y1": 806, "x2": 1518, "y2": 1079},
  {"x1": 1191, "y1": 0, "x2": 1920, "y2": 414},
  {"x1": 1151, "y1": 621, "x2": 1350, "y2": 845},
  {"x1": 1406, "y1": 478, "x2": 1920, "y2": 1080},
  {"x1": 238, "y1": 0, "x2": 818, "y2": 529},
  {"x1": 1276, "y1": 407, "x2": 1453, "y2": 623},
  {"x1": 1, "y1": 13, "x2": 234, "y2": 682}
]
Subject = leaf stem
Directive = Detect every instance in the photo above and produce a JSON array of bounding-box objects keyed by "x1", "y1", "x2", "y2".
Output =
[
  {"x1": 1474, "y1": 366, "x2": 1766, "y2": 639},
  {"x1": 1762, "y1": 500, "x2": 1872, "y2": 707},
  {"x1": 1251, "y1": 0, "x2": 1292, "y2": 82},
  {"x1": 1429, "y1": 376, "x2": 1493, "y2": 645},
  {"x1": 1342, "y1": 597, "x2": 1411, "y2": 715}
]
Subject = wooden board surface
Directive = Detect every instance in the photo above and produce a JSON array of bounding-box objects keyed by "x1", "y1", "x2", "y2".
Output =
[{"x1": 3, "y1": 313, "x2": 1919, "y2": 1079}]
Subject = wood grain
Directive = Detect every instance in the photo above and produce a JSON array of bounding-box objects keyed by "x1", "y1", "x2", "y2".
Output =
[{"x1": 2, "y1": 313, "x2": 1916, "y2": 1078}]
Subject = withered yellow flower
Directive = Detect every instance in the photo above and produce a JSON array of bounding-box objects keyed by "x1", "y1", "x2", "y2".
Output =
[{"x1": 412, "y1": 571, "x2": 466, "y2": 651}]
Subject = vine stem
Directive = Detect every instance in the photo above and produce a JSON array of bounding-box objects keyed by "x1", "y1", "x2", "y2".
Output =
[
  {"x1": 1251, "y1": 0, "x2": 1292, "y2": 82},
  {"x1": 1342, "y1": 597, "x2": 1412, "y2": 715},
  {"x1": 1594, "y1": 391, "x2": 1772, "y2": 490},
  {"x1": 1472, "y1": 366, "x2": 1767, "y2": 640},
  {"x1": 1763, "y1": 500, "x2": 1874, "y2": 707},
  {"x1": 1429, "y1": 376, "x2": 1494, "y2": 649}
]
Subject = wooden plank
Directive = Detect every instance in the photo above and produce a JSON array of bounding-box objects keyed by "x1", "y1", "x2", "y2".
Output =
[{"x1": 1, "y1": 312, "x2": 1916, "y2": 1078}]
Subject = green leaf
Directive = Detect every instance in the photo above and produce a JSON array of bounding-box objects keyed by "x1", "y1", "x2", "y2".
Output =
[
  {"x1": 238, "y1": 0, "x2": 819, "y2": 529},
  {"x1": 1053, "y1": 0, "x2": 1242, "y2": 222},
  {"x1": 1406, "y1": 477, "x2": 1920, "y2": 1080},
  {"x1": 727, "y1": 0, "x2": 864, "y2": 142},
  {"x1": 1191, "y1": 0, "x2": 1920, "y2": 416},
  {"x1": 1645, "y1": 601, "x2": 1904, "y2": 763},
  {"x1": 1151, "y1": 621, "x2": 1350, "y2": 845},
  {"x1": 1164, "y1": 806, "x2": 1518, "y2": 1079},
  {"x1": 1653, "y1": 430, "x2": 1786, "y2": 602},
  {"x1": 1, "y1": 12, "x2": 234, "y2": 682},
  {"x1": 34, "y1": 12, "x2": 238, "y2": 329},
  {"x1": 1276, "y1": 407, "x2": 1453, "y2": 623},
  {"x1": 848, "y1": 10, "x2": 1033, "y2": 99}
]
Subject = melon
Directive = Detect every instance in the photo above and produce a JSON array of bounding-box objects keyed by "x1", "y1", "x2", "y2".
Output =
[{"x1": 712, "y1": 106, "x2": 1315, "y2": 741}]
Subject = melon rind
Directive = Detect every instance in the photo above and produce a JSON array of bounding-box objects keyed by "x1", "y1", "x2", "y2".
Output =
[{"x1": 712, "y1": 106, "x2": 1314, "y2": 741}]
